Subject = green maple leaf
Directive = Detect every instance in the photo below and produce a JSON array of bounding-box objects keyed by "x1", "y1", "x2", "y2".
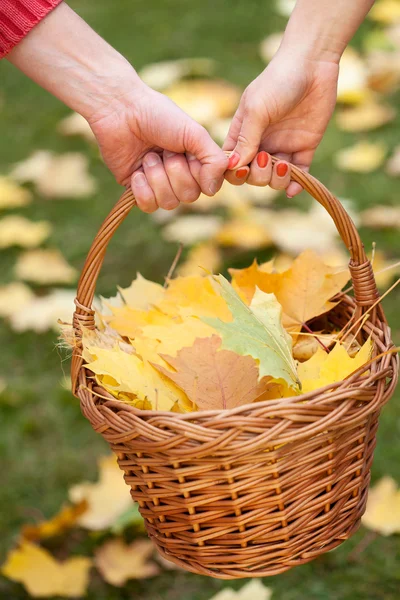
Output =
[{"x1": 203, "y1": 275, "x2": 301, "y2": 391}]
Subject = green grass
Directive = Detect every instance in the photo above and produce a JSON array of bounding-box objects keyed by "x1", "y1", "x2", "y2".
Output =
[{"x1": 0, "y1": 1, "x2": 399, "y2": 598}]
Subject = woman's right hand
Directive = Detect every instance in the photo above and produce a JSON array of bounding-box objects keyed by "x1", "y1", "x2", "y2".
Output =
[{"x1": 88, "y1": 82, "x2": 228, "y2": 213}]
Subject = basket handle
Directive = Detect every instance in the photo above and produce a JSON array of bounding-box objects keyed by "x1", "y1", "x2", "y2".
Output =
[{"x1": 71, "y1": 155, "x2": 382, "y2": 395}]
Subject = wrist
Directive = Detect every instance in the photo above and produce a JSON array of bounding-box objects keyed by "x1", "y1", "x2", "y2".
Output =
[{"x1": 279, "y1": 29, "x2": 343, "y2": 65}]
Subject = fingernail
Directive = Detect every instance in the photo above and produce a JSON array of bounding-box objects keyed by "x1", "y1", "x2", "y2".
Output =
[
  {"x1": 164, "y1": 150, "x2": 176, "y2": 158},
  {"x1": 228, "y1": 152, "x2": 240, "y2": 170},
  {"x1": 257, "y1": 151, "x2": 269, "y2": 169},
  {"x1": 145, "y1": 153, "x2": 161, "y2": 167},
  {"x1": 209, "y1": 180, "x2": 218, "y2": 195},
  {"x1": 276, "y1": 162, "x2": 288, "y2": 177},
  {"x1": 186, "y1": 153, "x2": 197, "y2": 161},
  {"x1": 235, "y1": 168, "x2": 248, "y2": 179},
  {"x1": 133, "y1": 173, "x2": 147, "y2": 187}
]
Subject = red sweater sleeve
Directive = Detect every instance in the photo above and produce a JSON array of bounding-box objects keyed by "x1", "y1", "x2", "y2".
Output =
[{"x1": 0, "y1": 0, "x2": 63, "y2": 58}]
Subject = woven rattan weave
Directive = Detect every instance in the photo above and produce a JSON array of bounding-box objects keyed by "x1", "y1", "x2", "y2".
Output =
[{"x1": 71, "y1": 157, "x2": 398, "y2": 579}]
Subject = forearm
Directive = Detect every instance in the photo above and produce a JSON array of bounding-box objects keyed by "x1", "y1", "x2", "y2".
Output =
[
  {"x1": 6, "y1": 2, "x2": 141, "y2": 120},
  {"x1": 281, "y1": 0, "x2": 375, "y2": 63}
]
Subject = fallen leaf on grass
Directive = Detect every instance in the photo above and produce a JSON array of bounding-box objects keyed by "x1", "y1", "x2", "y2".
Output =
[
  {"x1": 165, "y1": 79, "x2": 241, "y2": 126},
  {"x1": 0, "y1": 282, "x2": 34, "y2": 318},
  {"x1": 369, "y1": 0, "x2": 400, "y2": 23},
  {"x1": 162, "y1": 214, "x2": 223, "y2": 244},
  {"x1": 209, "y1": 579, "x2": 272, "y2": 600},
  {"x1": 366, "y1": 50, "x2": 400, "y2": 93},
  {"x1": 336, "y1": 101, "x2": 395, "y2": 131},
  {"x1": 203, "y1": 277, "x2": 300, "y2": 389},
  {"x1": 259, "y1": 32, "x2": 284, "y2": 63},
  {"x1": 10, "y1": 150, "x2": 54, "y2": 183},
  {"x1": 95, "y1": 538, "x2": 159, "y2": 586},
  {"x1": 386, "y1": 145, "x2": 400, "y2": 176},
  {"x1": 9, "y1": 289, "x2": 76, "y2": 333},
  {"x1": 139, "y1": 58, "x2": 215, "y2": 91},
  {"x1": 363, "y1": 476, "x2": 400, "y2": 535},
  {"x1": 1, "y1": 540, "x2": 92, "y2": 598},
  {"x1": 57, "y1": 112, "x2": 95, "y2": 142},
  {"x1": 0, "y1": 176, "x2": 32, "y2": 209},
  {"x1": 335, "y1": 141, "x2": 387, "y2": 173},
  {"x1": 0, "y1": 215, "x2": 51, "y2": 248},
  {"x1": 69, "y1": 455, "x2": 132, "y2": 531},
  {"x1": 15, "y1": 249, "x2": 77, "y2": 284},
  {"x1": 360, "y1": 205, "x2": 400, "y2": 228},
  {"x1": 21, "y1": 502, "x2": 88, "y2": 542},
  {"x1": 297, "y1": 338, "x2": 373, "y2": 393},
  {"x1": 156, "y1": 335, "x2": 276, "y2": 410},
  {"x1": 275, "y1": 0, "x2": 295, "y2": 16},
  {"x1": 216, "y1": 216, "x2": 272, "y2": 250},
  {"x1": 370, "y1": 250, "x2": 400, "y2": 288},
  {"x1": 177, "y1": 242, "x2": 222, "y2": 277},
  {"x1": 337, "y1": 48, "x2": 369, "y2": 104}
]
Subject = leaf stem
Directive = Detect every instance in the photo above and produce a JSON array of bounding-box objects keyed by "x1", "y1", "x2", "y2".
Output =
[{"x1": 302, "y1": 323, "x2": 330, "y2": 353}]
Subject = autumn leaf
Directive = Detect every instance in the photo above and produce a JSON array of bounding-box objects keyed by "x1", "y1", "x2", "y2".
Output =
[
  {"x1": 15, "y1": 249, "x2": 77, "y2": 284},
  {"x1": 155, "y1": 335, "x2": 269, "y2": 410},
  {"x1": 297, "y1": 338, "x2": 373, "y2": 393},
  {"x1": 361, "y1": 205, "x2": 400, "y2": 228},
  {"x1": 94, "y1": 538, "x2": 159, "y2": 586},
  {"x1": 369, "y1": 0, "x2": 400, "y2": 24},
  {"x1": 216, "y1": 216, "x2": 272, "y2": 250},
  {"x1": 336, "y1": 101, "x2": 395, "y2": 132},
  {"x1": 362, "y1": 476, "x2": 400, "y2": 535},
  {"x1": 57, "y1": 112, "x2": 96, "y2": 142},
  {"x1": 9, "y1": 289, "x2": 76, "y2": 333},
  {"x1": 0, "y1": 215, "x2": 51, "y2": 249},
  {"x1": 203, "y1": 276, "x2": 300, "y2": 390},
  {"x1": 209, "y1": 579, "x2": 272, "y2": 600},
  {"x1": 118, "y1": 273, "x2": 165, "y2": 309},
  {"x1": 0, "y1": 176, "x2": 32, "y2": 209},
  {"x1": 230, "y1": 250, "x2": 350, "y2": 336},
  {"x1": 139, "y1": 57, "x2": 215, "y2": 91},
  {"x1": 1, "y1": 541, "x2": 91, "y2": 598},
  {"x1": 161, "y1": 275, "x2": 231, "y2": 320},
  {"x1": 335, "y1": 141, "x2": 387, "y2": 173},
  {"x1": 0, "y1": 282, "x2": 34, "y2": 318},
  {"x1": 177, "y1": 242, "x2": 222, "y2": 277},
  {"x1": 162, "y1": 214, "x2": 223, "y2": 244},
  {"x1": 69, "y1": 455, "x2": 132, "y2": 531},
  {"x1": 21, "y1": 502, "x2": 88, "y2": 542},
  {"x1": 84, "y1": 343, "x2": 191, "y2": 411},
  {"x1": 337, "y1": 48, "x2": 369, "y2": 104}
]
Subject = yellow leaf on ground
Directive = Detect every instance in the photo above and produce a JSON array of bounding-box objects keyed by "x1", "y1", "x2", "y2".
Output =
[
  {"x1": 0, "y1": 282, "x2": 34, "y2": 318},
  {"x1": 337, "y1": 48, "x2": 369, "y2": 104},
  {"x1": 298, "y1": 338, "x2": 373, "y2": 393},
  {"x1": 363, "y1": 476, "x2": 400, "y2": 535},
  {"x1": 369, "y1": 0, "x2": 400, "y2": 23},
  {"x1": 10, "y1": 150, "x2": 54, "y2": 183},
  {"x1": 95, "y1": 538, "x2": 159, "y2": 586},
  {"x1": 165, "y1": 79, "x2": 241, "y2": 126},
  {"x1": 139, "y1": 58, "x2": 215, "y2": 91},
  {"x1": 1, "y1": 541, "x2": 91, "y2": 598},
  {"x1": 0, "y1": 215, "x2": 51, "y2": 248},
  {"x1": 21, "y1": 502, "x2": 88, "y2": 542},
  {"x1": 336, "y1": 101, "x2": 395, "y2": 132},
  {"x1": 69, "y1": 455, "x2": 132, "y2": 530},
  {"x1": 162, "y1": 214, "x2": 223, "y2": 244},
  {"x1": 361, "y1": 205, "x2": 400, "y2": 229},
  {"x1": 118, "y1": 273, "x2": 165, "y2": 309},
  {"x1": 366, "y1": 49, "x2": 400, "y2": 93},
  {"x1": 216, "y1": 217, "x2": 272, "y2": 250},
  {"x1": 177, "y1": 242, "x2": 222, "y2": 277},
  {"x1": 57, "y1": 112, "x2": 96, "y2": 142},
  {"x1": 156, "y1": 335, "x2": 274, "y2": 410},
  {"x1": 0, "y1": 176, "x2": 32, "y2": 209},
  {"x1": 370, "y1": 250, "x2": 400, "y2": 288},
  {"x1": 209, "y1": 579, "x2": 272, "y2": 600},
  {"x1": 386, "y1": 145, "x2": 400, "y2": 176},
  {"x1": 335, "y1": 141, "x2": 387, "y2": 173},
  {"x1": 15, "y1": 249, "x2": 77, "y2": 284},
  {"x1": 10, "y1": 289, "x2": 76, "y2": 333}
]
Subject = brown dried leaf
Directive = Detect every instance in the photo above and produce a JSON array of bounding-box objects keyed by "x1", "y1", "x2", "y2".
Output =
[{"x1": 94, "y1": 538, "x2": 159, "y2": 586}]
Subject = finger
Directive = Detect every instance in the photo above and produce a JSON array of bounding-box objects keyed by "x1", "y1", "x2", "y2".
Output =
[
  {"x1": 184, "y1": 124, "x2": 228, "y2": 196},
  {"x1": 163, "y1": 151, "x2": 201, "y2": 204},
  {"x1": 286, "y1": 150, "x2": 314, "y2": 197},
  {"x1": 222, "y1": 105, "x2": 245, "y2": 154},
  {"x1": 247, "y1": 151, "x2": 272, "y2": 187},
  {"x1": 270, "y1": 160, "x2": 291, "y2": 190},
  {"x1": 228, "y1": 107, "x2": 266, "y2": 169},
  {"x1": 142, "y1": 152, "x2": 180, "y2": 210},
  {"x1": 131, "y1": 169, "x2": 158, "y2": 213},
  {"x1": 186, "y1": 153, "x2": 202, "y2": 187},
  {"x1": 224, "y1": 166, "x2": 250, "y2": 186}
]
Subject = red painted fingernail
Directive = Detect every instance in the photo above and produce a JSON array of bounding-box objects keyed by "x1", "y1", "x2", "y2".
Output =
[
  {"x1": 235, "y1": 168, "x2": 248, "y2": 179},
  {"x1": 228, "y1": 152, "x2": 240, "y2": 170},
  {"x1": 257, "y1": 151, "x2": 269, "y2": 168},
  {"x1": 277, "y1": 162, "x2": 288, "y2": 177}
]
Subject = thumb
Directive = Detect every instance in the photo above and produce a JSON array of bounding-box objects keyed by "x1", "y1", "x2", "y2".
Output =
[
  {"x1": 230, "y1": 109, "x2": 267, "y2": 168},
  {"x1": 184, "y1": 123, "x2": 228, "y2": 196}
]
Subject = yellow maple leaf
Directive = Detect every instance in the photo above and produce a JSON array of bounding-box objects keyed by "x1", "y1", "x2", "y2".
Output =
[
  {"x1": 69, "y1": 455, "x2": 132, "y2": 531},
  {"x1": 209, "y1": 579, "x2": 272, "y2": 600},
  {"x1": 21, "y1": 502, "x2": 87, "y2": 542},
  {"x1": 0, "y1": 176, "x2": 32, "y2": 209},
  {"x1": 15, "y1": 249, "x2": 77, "y2": 285},
  {"x1": 108, "y1": 305, "x2": 175, "y2": 339},
  {"x1": 177, "y1": 242, "x2": 222, "y2": 277},
  {"x1": 335, "y1": 141, "x2": 387, "y2": 173},
  {"x1": 85, "y1": 344, "x2": 190, "y2": 411},
  {"x1": 298, "y1": 338, "x2": 373, "y2": 393},
  {"x1": 1, "y1": 541, "x2": 91, "y2": 598},
  {"x1": 140, "y1": 316, "x2": 216, "y2": 357},
  {"x1": 0, "y1": 216, "x2": 52, "y2": 249},
  {"x1": 94, "y1": 538, "x2": 159, "y2": 586},
  {"x1": 362, "y1": 476, "x2": 400, "y2": 535},
  {"x1": 160, "y1": 275, "x2": 231, "y2": 320},
  {"x1": 369, "y1": 0, "x2": 400, "y2": 23},
  {"x1": 118, "y1": 273, "x2": 165, "y2": 309}
]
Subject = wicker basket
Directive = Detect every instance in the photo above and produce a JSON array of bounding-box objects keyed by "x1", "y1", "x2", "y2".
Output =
[{"x1": 71, "y1": 158, "x2": 398, "y2": 579}]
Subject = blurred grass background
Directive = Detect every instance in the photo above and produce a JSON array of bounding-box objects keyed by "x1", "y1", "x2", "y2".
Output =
[{"x1": 0, "y1": 0, "x2": 399, "y2": 598}]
